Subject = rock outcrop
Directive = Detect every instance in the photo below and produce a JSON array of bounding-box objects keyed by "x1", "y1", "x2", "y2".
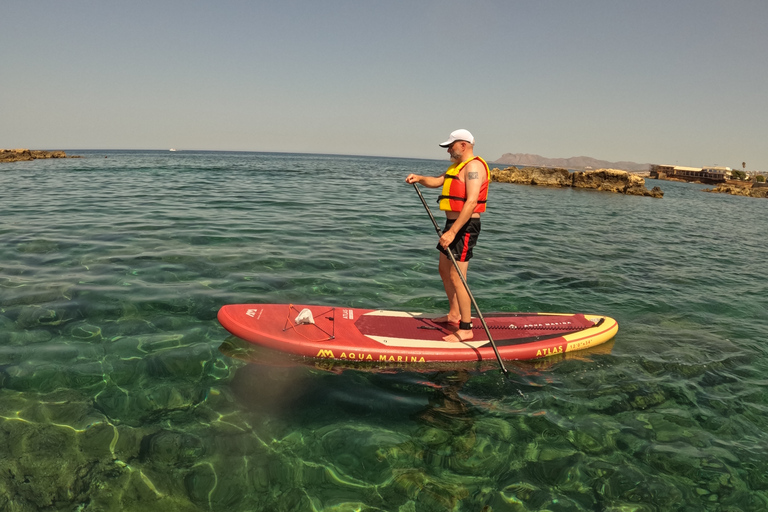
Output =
[
  {"x1": 491, "y1": 166, "x2": 572, "y2": 187},
  {"x1": 491, "y1": 166, "x2": 664, "y2": 198},
  {"x1": 0, "y1": 149, "x2": 73, "y2": 163},
  {"x1": 572, "y1": 168, "x2": 663, "y2": 197},
  {"x1": 704, "y1": 183, "x2": 768, "y2": 199}
]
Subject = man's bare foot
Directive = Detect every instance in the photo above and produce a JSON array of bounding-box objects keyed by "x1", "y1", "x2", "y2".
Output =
[
  {"x1": 443, "y1": 329, "x2": 473, "y2": 343},
  {"x1": 433, "y1": 315, "x2": 460, "y2": 325}
]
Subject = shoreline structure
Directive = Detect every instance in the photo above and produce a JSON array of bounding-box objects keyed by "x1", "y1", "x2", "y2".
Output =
[
  {"x1": 491, "y1": 166, "x2": 664, "y2": 198},
  {"x1": 4, "y1": 149, "x2": 762, "y2": 198},
  {"x1": 491, "y1": 165, "x2": 768, "y2": 199},
  {"x1": 703, "y1": 182, "x2": 768, "y2": 199},
  {"x1": 0, "y1": 149, "x2": 79, "y2": 162}
]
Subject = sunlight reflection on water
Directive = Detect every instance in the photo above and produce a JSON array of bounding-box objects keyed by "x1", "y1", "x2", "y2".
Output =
[{"x1": 0, "y1": 151, "x2": 766, "y2": 510}]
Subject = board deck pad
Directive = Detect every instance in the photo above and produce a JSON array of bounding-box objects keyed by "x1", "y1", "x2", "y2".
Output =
[
  {"x1": 218, "y1": 304, "x2": 618, "y2": 363},
  {"x1": 355, "y1": 311, "x2": 599, "y2": 345}
]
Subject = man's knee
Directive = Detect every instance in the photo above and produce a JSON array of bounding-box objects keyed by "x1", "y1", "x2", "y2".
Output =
[{"x1": 438, "y1": 256, "x2": 450, "y2": 273}]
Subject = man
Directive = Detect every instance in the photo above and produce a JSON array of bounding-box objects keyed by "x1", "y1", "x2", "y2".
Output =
[{"x1": 405, "y1": 129, "x2": 490, "y2": 342}]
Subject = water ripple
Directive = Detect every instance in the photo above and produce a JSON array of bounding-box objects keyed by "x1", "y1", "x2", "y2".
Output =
[{"x1": 1, "y1": 151, "x2": 766, "y2": 510}]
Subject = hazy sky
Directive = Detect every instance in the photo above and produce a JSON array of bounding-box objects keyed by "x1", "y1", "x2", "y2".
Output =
[{"x1": 3, "y1": 1, "x2": 766, "y2": 169}]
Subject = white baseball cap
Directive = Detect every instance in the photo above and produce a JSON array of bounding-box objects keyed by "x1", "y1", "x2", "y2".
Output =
[{"x1": 439, "y1": 129, "x2": 475, "y2": 147}]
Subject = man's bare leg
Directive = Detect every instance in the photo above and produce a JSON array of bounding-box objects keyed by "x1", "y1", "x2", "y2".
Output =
[
  {"x1": 434, "y1": 253, "x2": 461, "y2": 324},
  {"x1": 439, "y1": 255, "x2": 474, "y2": 342}
]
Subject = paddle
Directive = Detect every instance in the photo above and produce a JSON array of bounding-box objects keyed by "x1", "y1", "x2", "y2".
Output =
[{"x1": 411, "y1": 183, "x2": 509, "y2": 376}]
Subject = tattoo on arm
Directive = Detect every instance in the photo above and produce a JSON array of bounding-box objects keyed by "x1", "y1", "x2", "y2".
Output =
[{"x1": 467, "y1": 171, "x2": 479, "y2": 180}]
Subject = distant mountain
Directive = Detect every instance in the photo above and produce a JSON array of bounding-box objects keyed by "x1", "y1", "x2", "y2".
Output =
[{"x1": 492, "y1": 153, "x2": 650, "y2": 172}]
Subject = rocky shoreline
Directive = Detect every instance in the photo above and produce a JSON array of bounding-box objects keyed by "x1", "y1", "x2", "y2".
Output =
[
  {"x1": 491, "y1": 166, "x2": 664, "y2": 198},
  {"x1": 703, "y1": 182, "x2": 768, "y2": 199},
  {"x1": 0, "y1": 149, "x2": 79, "y2": 163}
]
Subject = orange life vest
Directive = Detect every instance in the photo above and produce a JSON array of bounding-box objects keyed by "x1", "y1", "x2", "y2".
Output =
[{"x1": 437, "y1": 156, "x2": 490, "y2": 212}]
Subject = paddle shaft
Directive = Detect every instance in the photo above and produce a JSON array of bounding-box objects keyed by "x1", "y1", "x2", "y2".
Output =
[{"x1": 411, "y1": 183, "x2": 509, "y2": 375}]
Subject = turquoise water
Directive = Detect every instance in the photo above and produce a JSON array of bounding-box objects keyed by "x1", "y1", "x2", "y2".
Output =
[{"x1": 1, "y1": 150, "x2": 767, "y2": 511}]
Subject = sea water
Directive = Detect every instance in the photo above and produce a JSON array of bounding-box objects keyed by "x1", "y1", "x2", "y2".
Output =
[{"x1": 1, "y1": 150, "x2": 767, "y2": 511}]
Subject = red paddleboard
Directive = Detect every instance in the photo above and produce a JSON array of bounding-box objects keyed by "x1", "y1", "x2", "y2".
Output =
[{"x1": 217, "y1": 304, "x2": 618, "y2": 363}]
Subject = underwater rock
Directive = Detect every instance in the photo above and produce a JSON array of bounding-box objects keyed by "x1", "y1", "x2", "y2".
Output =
[
  {"x1": 134, "y1": 383, "x2": 207, "y2": 421},
  {"x1": 3, "y1": 362, "x2": 71, "y2": 392},
  {"x1": 18, "y1": 389, "x2": 106, "y2": 430},
  {"x1": 566, "y1": 425, "x2": 616, "y2": 455},
  {"x1": 628, "y1": 388, "x2": 667, "y2": 410},
  {"x1": 111, "y1": 425, "x2": 147, "y2": 462},
  {"x1": 390, "y1": 466, "x2": 472, "y2": 509},
  {"x1": 35, "y1": 342, "x2": 82, "y2": 363},
  {"x1": 104, "y1": 354, "x2": 149, "y2": 386},
  {"x1": 93, "y1": 384, "x2": 137, "y2": 424},
  {"x1": 499, "y1": 481, "x2": 540, "y2": 505},
  {"x1": 0, "y1": 390, "x2": 31, "y2": 421},
  {"x1": 139, "y1": 430, "x2": 205, "y2": 466},
  {"x1": 454, "y1": 435, "x2": 509, "y2": 475},
  {"x1": 9, "y1": 329, "x2": 54, "y2": 344},
  {"x1": 137, "y1": 333, "x2": 185, "y2": 353},
  {"x1": 67, "y1": 321, "x2": 104, "y2": 341},
  {"x1": 413, "y1": 426, "x2": 452, "y2": 447},
  {"x1": 84, "y1": 461, "x2": 200, "y2": 511},
  {"x1": 318, "y1": 425, "x2": 403, "y2": 484},
  {"x1": 1, "y1": 282, "x2": 74, "y2": 308},
  {"x1": 206, "y1": 357, "x2": 234, "y2": 381},
  {"x1": 416, "y1": 479, "x2": 469, "y2": 511},
  {"x1": 475, "y1": 417, "x2": 515, "y2": 443},
  {"x1": 15, "y1": 239, "x2": 61, "y2": 254},
  {"x1": 392, "y1": 469, "x2": 430, "y2": 501},
  {"x1": 0, "y1": 312, "x2": 15, "y2": 330},
  {"x1": 600, "y1": 464, "x2": 684, "y2": 508},
  {"x1": 525, "y1": 452, "x2": 582, "y2": 487},
  {"x1": 79, "y1": 421, "x2": 120, "y2": 460},
  {"x1": 63, "y1": 361, "x2": 109, "y2": 390},
  {"x1": 103, "y1": 317, "x2": 157, "y2": 338},
  {"x1": 152, "y1": 315, "x2": 195, "y2": 332},
  {"x1": 14, "y1": 305, "x2": 60, "y2": 329},
  {"x1": 184, "y1": 464, "x2": 218, "y2": 507},
  {"x1": 0, "y1": 419, "x2": 90, "y2": 509},
  {"x1": 144, "y1": 345, "x2": 213, "y2": 380}
]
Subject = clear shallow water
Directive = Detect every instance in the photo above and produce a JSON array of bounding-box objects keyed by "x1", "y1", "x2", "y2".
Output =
[{"x1": 1, "y1": 150, "x2": 767, "y2": 511}]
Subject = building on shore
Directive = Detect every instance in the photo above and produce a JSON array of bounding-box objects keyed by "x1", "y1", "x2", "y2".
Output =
[{"x1": 649, "y1": 164, "x2": 731, "y2": 184}]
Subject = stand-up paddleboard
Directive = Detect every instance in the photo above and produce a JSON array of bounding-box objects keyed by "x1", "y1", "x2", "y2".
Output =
[{"x1": 218, "y1": 304, "x2": 618, "y2": 363}]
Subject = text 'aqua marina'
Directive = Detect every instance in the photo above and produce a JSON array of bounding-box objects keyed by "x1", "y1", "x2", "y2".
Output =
[{"x1": 316, "y1": 349, "x2": 426, "y2": 363}]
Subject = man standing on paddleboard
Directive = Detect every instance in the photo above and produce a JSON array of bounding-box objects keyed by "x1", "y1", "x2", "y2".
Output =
[{"x1": 405, "y1": 129, "x2": 490, "y2": 343}]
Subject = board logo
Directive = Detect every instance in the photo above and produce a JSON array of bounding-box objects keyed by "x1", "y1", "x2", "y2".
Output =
[
  {"x1": 316, "y1": 349, "x2": 335, "y2": 358},
  {"x1": 342, "y1": 309, "x2": 354, "y2": 320},
  {"x1": 536, "y1": 345, "x2": 564, "y2": 357}
]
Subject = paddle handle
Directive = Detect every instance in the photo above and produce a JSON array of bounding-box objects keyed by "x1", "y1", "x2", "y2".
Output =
[{"x1": 411, "y1": 183, "x2": 508, "y2": 375}]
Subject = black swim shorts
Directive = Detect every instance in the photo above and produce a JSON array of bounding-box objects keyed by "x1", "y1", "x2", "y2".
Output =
[{"x1": 437, "y1": 218, "x2": 481, "y2": 262}]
